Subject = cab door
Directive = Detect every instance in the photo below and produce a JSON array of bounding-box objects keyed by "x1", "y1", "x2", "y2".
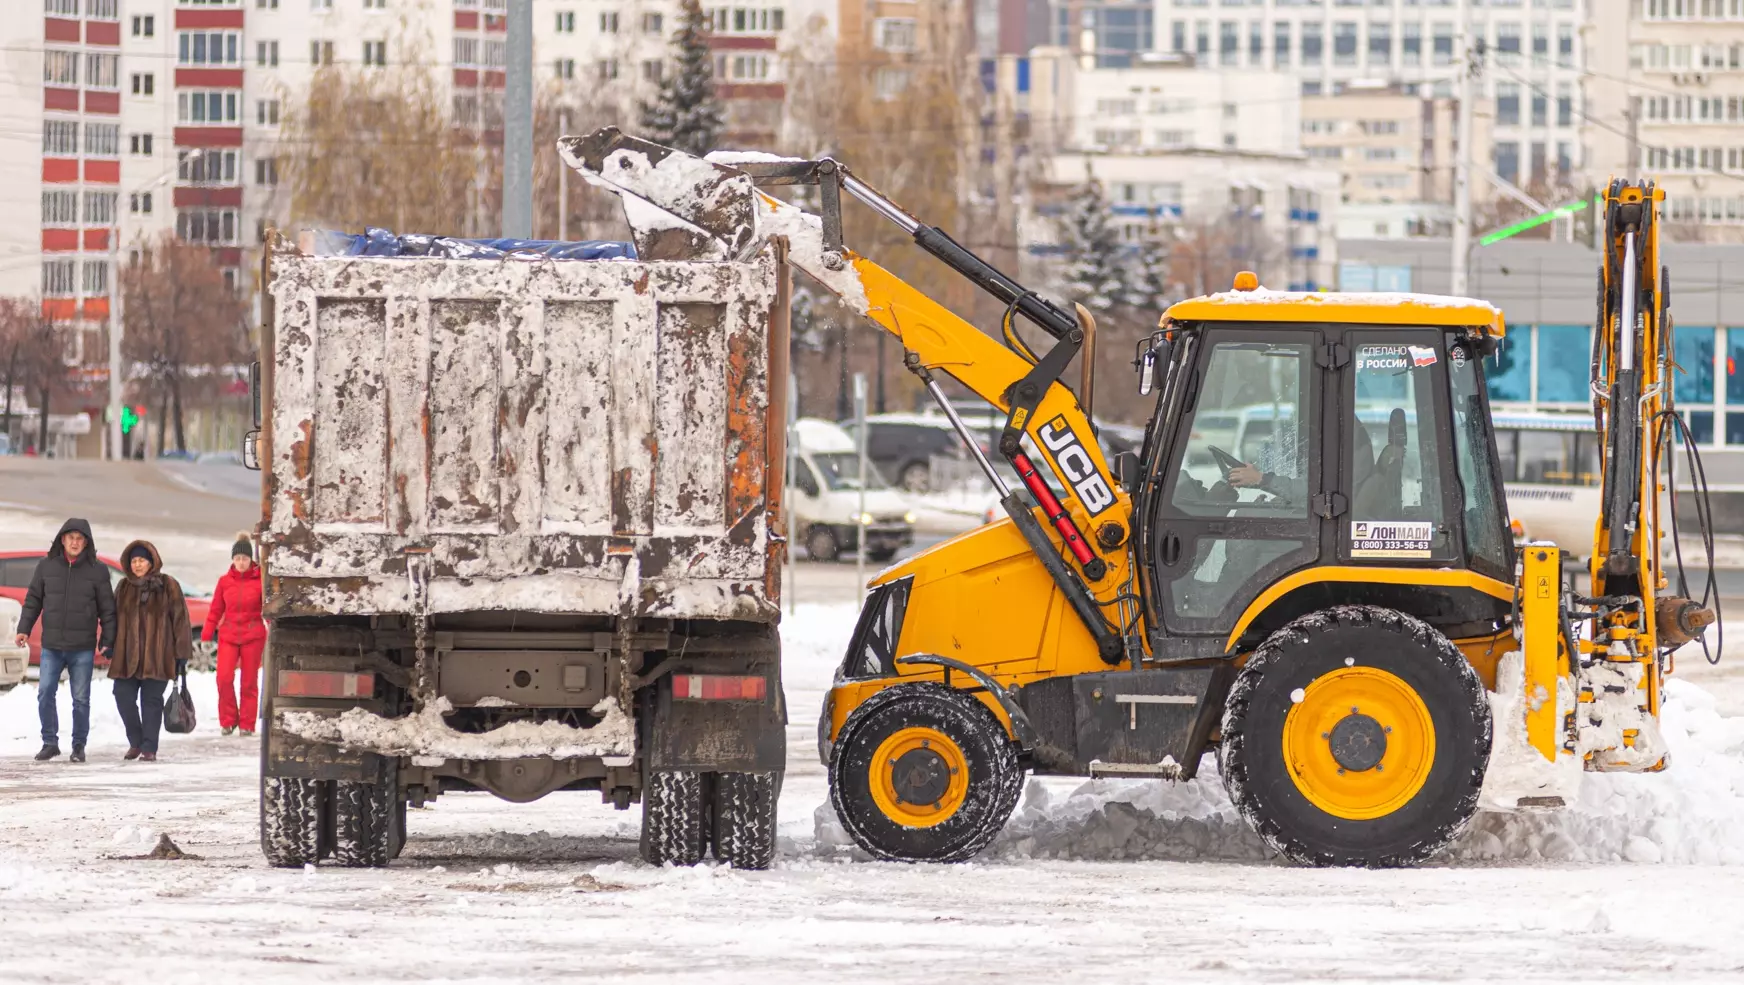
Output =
[{"x1": 1149, "y1": 329, "x2": 1327, "y2": 643}]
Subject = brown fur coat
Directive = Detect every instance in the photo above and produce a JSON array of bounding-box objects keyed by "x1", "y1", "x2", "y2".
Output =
[{"x1": 108, "y1": 540, "x2": 192, "y2": 682}]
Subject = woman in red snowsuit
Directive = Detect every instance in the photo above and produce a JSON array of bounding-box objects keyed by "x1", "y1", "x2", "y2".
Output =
[{"x1": 205, "y1": 533, "x2": 267, "y2": 735}]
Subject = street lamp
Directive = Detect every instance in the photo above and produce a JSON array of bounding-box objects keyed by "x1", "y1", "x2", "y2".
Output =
[{"x1": 108, "y1": 149, "x2": 202, "y2": 460}]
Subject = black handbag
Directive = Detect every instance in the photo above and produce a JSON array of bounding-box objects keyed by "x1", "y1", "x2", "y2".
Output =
[{"x1": 163, "y1": 667, "x2": 197, "y2": 734}]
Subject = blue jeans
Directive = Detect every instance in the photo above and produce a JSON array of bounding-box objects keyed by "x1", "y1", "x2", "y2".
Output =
[{"x1": 38, "y1": 648, "x2": 95, "y2": 747}]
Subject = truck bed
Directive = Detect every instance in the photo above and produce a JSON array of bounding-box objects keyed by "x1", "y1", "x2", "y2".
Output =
[{"x1": 261, "y1": 250, "x2": 784, "y2": 623}]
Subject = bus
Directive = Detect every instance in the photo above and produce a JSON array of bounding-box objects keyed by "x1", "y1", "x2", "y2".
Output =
[{"x1": 1491, "y1": 411, "x2": 1602, "y2": 564}]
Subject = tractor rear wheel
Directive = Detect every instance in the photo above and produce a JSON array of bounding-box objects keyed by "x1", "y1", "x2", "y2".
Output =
[
  {"x1": 1220, "y1": 605, "x2": 1492, "y2": 867},
  {"x1": 830, "y1": 682, "x2": 1022, "y2": 863}
]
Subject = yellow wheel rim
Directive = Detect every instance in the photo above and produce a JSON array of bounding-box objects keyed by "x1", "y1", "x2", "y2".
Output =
[
  {"x1": 868, "y1": 727, "x2": 970, "y2": 828},
  {"x1": 1280, "y1": 667, "x2": 1436, "y2": 821}
]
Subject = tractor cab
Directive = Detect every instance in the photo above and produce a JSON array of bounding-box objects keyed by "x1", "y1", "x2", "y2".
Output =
[{"x1": 1135, "y1": 279, "x2": 1516, "y2": 661}]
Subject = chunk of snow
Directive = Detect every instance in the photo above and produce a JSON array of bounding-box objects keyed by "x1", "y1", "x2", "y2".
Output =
[
  {"x1": 1623, "y1": 835, "x2": 1663, "y2": 863},
  {"x1": 705, "y1": 151, "x2": 804, "y2": 165},
  {"x1": 1289, "y1": 688, "x2": 1306, "y2": 704},
  {"x1": 278, "y1": 697, "x2": 634, "y2": 760}
]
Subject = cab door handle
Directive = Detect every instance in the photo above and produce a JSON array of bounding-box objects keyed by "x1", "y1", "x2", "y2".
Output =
[{"x1": 1161, "y1": 532, "x2": 1182, "y2": 566}]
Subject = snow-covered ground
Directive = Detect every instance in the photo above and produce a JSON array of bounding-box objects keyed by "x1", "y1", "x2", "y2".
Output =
[{"x1": 4, "y1": 527, "x2": 1744, "y2": 979}]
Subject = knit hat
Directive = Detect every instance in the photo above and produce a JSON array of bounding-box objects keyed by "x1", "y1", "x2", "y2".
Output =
[
  {"x1": 231, "y1": 532, "x2": 255, "y2": 561},
  {"x1": 124, "y1": 544, "x2": 154, "y2": 569}
]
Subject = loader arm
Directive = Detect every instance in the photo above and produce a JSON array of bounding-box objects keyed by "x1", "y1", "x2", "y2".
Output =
[{"x1": 559, "y1": 128, "x2": 1136, "y2": 664}]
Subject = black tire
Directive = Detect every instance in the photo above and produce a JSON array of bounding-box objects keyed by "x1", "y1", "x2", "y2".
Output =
[
  {"x1": 715, "y1": 771, "x2": 781, "y2": 870},
  {"x1": 1220, "y1": 605, "x2": 1492, "y2": 868},
  {"x1": 830, "y1": 682, "x2": 1023, "y2": 863},
  {"x1": 332, "y1": 759, "x2": 400, "y2": 868},
  {"x1": 639, "y1": 770, "x2": 708, "y2": 866},
  {"x1": 261, "y1": 776, "x2": 324, "y2": 868},
  {"x1": 899, "y1": 462, "x2": 931, "y2": 493},
  {"x1": 392, "y1": 797, "x2": 408, "y2": 859},
  {"x1": 806, "y1": 525, "x2": 840, "y2": 563}
]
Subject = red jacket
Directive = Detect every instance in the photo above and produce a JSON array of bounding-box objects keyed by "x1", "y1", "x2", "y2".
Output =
[{"x1": 204, "y1": 564, "x2": 266, "y2": 645}]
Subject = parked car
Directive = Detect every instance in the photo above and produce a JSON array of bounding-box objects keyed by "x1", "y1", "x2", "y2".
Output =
[
  {"x1": 790, "y1": 419, "x2": 916, "y2": 563},
  {"x1": 0, "y1": 598, "x2": 26, "y2": 692},
  {"x1": 0, "y1": 550, "x2": 212, "y2": 669},
  {"x1": 838, "y1": 413, "x2": 986, "y2": 494}
]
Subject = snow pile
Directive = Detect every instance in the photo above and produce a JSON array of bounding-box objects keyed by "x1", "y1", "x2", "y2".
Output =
[
  {"x1": 278, "y1": 697, "x2": 634, "y2": 762},
  {"x1": 1477, "y1": 651, "x2": 1582, "y2": 811},
  {"x1": 705, "y1": 151, "x2": 804, "y2": 166}
]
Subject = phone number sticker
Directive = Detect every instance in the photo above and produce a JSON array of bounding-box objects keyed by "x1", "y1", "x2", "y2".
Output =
[{"x1": 1350, "y1": 520, "x2": 1433, "y2": 559}]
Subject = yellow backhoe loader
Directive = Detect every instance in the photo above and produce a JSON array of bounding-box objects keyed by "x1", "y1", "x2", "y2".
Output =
[{"x1": 564, "y1": 130, "x2": 1718, "y2": 867}]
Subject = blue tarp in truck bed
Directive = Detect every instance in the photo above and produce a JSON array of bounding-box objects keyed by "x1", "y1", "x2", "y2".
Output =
[{"x1": 307, "y1": 227, "x2": 636, "y2": 260}]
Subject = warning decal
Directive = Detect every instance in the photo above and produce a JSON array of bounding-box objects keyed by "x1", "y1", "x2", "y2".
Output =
[{"x1": 1350, "y1": 520, "x2": 1434, "y2": 559}]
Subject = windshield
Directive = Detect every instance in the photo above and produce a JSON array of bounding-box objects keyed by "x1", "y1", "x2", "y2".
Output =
[
  {"x1": 1448, "y1": 338, "x2": 1512, "y2": 575},
  {"x1": 811, "y1": 452, "x2": 892, "y2": 492}
]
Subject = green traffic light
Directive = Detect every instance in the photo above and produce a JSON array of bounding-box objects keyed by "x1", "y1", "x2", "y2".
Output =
[{"x1": 121, "y1": 405, "x2": 141, "y2": 434}]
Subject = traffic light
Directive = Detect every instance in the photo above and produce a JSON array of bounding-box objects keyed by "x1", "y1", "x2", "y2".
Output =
[{"x1": 121, "y1": 405, "x2": 144, "y2": 435}]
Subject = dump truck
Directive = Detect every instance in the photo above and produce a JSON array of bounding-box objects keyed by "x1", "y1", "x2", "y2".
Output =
[{"x1": 245, "y1": 229, "x2": 792, "y2": 869}]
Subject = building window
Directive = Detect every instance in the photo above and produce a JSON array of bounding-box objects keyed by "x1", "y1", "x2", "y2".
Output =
[
  {"x1": 1432, "y1": 22, "x2": 1453, "y2": 65},
  {"x1": 1369, "y1": 21, "x2": 1391, "y2": 65},
  {"x1": 86, "y1": 123, "x2": 119, "y2": 156},
  {"x1": 642, "y1": 59, "x2": 663, "y2": 82},
  {"x1": 483, "y1": 40, "x2": 505, "y2": 67},
  {"x1": 1558, "y1": 23, "x2": 1574, "y2": 59},
  {"x1": 363, "y1": 40, "x2": 387, "y2": 66},
  {"x1": 363, "y1": 0, "x2": 384, "y2": 8},
  {"x1": 555, "y1": 58, "x2": 576, "y2": 79},
  {"x1": 45, "y1": 0, "x2": 78, "y2": 16},
  {"x1": 1557, "y1": 84, "x2": 1573, "y2": 126},
  {"x1": 1402, "y1": 23, "x2": 1421, "y2": 65},
  {"x1": 42, "y1": 260, "x2": 76, "y2": 299},
  {"x1": 1495, "y1": 140, "x2": 1520, "y2": 182},
  {"x1": 132, "y1": 15, "x2": 155, "y2": 37},
  {"x1": 1274, "y1": 21, "x2": 1291, "y2": 67},
  {"x1": 1531, "y1": 91, "x2": 1547, "y2": 127},
  {"x1": 44, "y1": 50, "x2": 78, "y2": 86},
  {"x1": 644, "y1": 12, "x2": 663, "y2": 33},
  {"x1": 42, "y1": 119, "x2": 78, "y2": 155},
  {"x1": 598, "y1": 58, "x2": 620, "y2": 80},
  {"x1": 454, "y1": 38, "x2": 479, "y2": 67},
  {"x1": 129, "y1": 192, "x2": 153, "y2": 215},
  {"x1": 600, "y1": 10, "x2": 619, "y2": 32},
  {"x1": 1220, "y1": 20, "x2": 1238, "y2": 65},
  {"x1": 1302, "y1": 22, "x2": 1323, "y2": 66},
  {"x1": 453, "y1": 93, "x2": 478, "y2": 126},
  {"x1": 556, "y1": 10, "x2": 574, "y2": 32},
  {"x1": 177, "y1": 209, "x2": 238, "y2": 245},
  {"x1": 179, "y1": 31, "x2": 240, "y2": 65},
  {"x1": 257, "y1": 0, "x2": 280, "y2": 7},
  {"x1": 129, "y1": 132, "x2": 153, "y2": 155},
  {"x1": 180, "y1": 148, "x2": 238, "y2": 183},
  {"x1": 875, "y1": 17, "x2": 918, "y2": 53},
  {"x1": 131, "y1": 73, "x2": 154, "y2": 95},
  {"x1": 311, "y1": 40, "x2": 334, "y2": 66},
  {"x1": 85, "y1": 53, "x2": 119, "y2": 89},
  {"x1": 1249, "y1": 20, "x2": 1263, "y2": 64},
  {"x1": 1496, "y1": 83, "x2": 1521, "y2": 126},
  {"x1": 1333, "y1": 22, "x2": 1357, "y2": 66},
  {"x1": 84, "y1": 191, "x2": 117, "y2": 226},
  {"x1": 177, "y1": 90, "x2": 240, "y2": 124},
  {"x1": 311, "y1": 0, "x2": 333, "y2": 10},
  {"x1": 257, "y1": 98, "x2": 281, "y2": 125},
  {"x1": 42, "y1": 190, "x2": 79, "y2": 226},
  {"x1": 255, "y1": 157, "x2": 279, "y2": 186},
  {"x1": 257, "y1": 40, "x2": 279, "y2": 66},
  {"x1": 1496, "y1": 22, "x2": 1522, "y2": 63}
]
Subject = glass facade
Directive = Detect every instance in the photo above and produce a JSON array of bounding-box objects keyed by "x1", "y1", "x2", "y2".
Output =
[{"x1": 1487, "y1": 324, "x2": 1731, "y2": 446}]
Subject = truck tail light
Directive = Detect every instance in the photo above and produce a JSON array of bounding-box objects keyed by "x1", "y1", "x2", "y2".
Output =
[
  {"x1": 672, "y1": 674, "x2": 767, "y2": 701},
  {"x1": 278, "y1": 670, "x2": 374, "y2": 699}
]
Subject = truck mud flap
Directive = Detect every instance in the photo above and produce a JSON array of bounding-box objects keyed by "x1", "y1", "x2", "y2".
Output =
[
  {"x1": 267, "y1": 718, "x2": 384, "y2": 783},
  {"x1": 646, "y1": 681, "x2": 787, "y2": 773},
  {"x1": 1014, "y1": 665, "x2": 1232, "y2": 778}
]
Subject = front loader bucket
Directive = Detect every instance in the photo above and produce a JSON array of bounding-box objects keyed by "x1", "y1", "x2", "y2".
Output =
[{"x1": 557, "y1": 127, "x2": 758, "y2": 262}]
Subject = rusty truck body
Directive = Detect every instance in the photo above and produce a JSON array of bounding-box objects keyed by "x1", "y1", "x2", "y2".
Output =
[{"x1": 250, "y1": 234, "x2": 792, "y2": 870}]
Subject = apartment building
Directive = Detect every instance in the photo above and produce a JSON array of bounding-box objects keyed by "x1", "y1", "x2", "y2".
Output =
[
  {"x1": 1048, "y1": 0, "x2": 1584, "y2": 191},
  {"x1": 1585, "y1": 0, "x2": 1744, "y2": 238},
  {"x1": 1301, "y1": 84, "x2": 1493, "y2": 218}
]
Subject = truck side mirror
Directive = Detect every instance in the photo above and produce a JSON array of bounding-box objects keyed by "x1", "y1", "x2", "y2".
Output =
[
  {"x1": 243, "y1": 430, "x2": 261, "y2": 472},
  {"x1": 1111, "y1": 451, "x2": 1142, "y2": 494},
  {"x1": 249, "y1": 361, "x2": 262, "y2": 428}
]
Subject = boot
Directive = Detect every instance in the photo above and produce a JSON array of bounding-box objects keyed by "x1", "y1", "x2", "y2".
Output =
[
  {"x1": 69, "y1": 745, "x2": 85, "y2": 763},
  {"x1": 221, "y1": 727, "x2": 235, "y2": 737},
  {"x1": 139, "y1": 752, "x2": 157, "y2": 762},
  {"x1": 124, "y1": 747, "x2": 141, "y2": 761},
  {"x1": 34, "y1": 744, "x2": 60, "y2": 761}
]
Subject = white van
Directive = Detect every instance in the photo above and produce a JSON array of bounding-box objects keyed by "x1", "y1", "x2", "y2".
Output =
[
  {"x1": 790, "y1": 419, "x2": 917, "y2": 563},
  {"x1": 0, "y1": 598, "x2": 28, "y2": 693},
  {"x1": 1492, "y1": 411, "x2": 1604, "y2": 563}
]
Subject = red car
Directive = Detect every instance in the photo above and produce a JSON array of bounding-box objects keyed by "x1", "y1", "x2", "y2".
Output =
[{"x1": 0, "y1": 550, "x2": 212, "y2": 667}]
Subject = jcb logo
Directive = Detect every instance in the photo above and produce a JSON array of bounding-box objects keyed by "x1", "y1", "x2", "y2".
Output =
[{"x1": 1039, "y1": 416, "x2": 1116, "y2": 517}]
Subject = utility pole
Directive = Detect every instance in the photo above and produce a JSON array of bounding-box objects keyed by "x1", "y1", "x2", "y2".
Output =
[
  {"x1": 558, "y1": 108, "x2": 570, "y2": 242},
  {"x1": 1451, "y1": 16, "x2": 1478, "y2": 297},
  {"x1": 502, "y1": 0, "x2": 534, "y2": 240},
  {"x1": 107, "y1": 225, "x2": 122, "y2": 460}
]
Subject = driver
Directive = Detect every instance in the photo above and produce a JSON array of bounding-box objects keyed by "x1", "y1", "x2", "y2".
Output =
[{"x1": 1226, "y1": 426, "x2": 1308, "y2": 504}]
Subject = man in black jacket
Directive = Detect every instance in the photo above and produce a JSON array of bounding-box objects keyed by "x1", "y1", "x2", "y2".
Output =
[{"x1": 17, "y1": 519, "x2": 117, "y2": 762}]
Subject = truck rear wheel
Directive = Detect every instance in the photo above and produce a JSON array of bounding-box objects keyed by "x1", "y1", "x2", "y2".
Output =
[
  {"x1": 639, "y1": 770, "x2": 708, "y2": 866},
  {"x1": 261, "y1": 776, "x2": 324, "y2": 868},
  {"x1": 830, "y1": 682, "x2": 1023, "y2": 863},
  {"x1": 1220, "y1": 605, "x2": 1492, "y2": 868},
  {"x1": 713, "y1": 771, "x2": 780, "y2": 870},
  {"x1": 331, "y1": 760, "x2": 401, "y2": 868}
]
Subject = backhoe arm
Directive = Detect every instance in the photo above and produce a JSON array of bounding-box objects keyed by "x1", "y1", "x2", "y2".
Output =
[{"x1": 559, "y1": 128, "x2": 1137, "y2": 664}]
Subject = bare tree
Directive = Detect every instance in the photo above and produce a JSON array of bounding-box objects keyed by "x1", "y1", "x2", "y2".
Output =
[
  {"x1": 0, "y1": 299, "x2": 65, "y2": 451},
  {"x1": 122, "y1": 233, "x2": 250, "y2": 455}
]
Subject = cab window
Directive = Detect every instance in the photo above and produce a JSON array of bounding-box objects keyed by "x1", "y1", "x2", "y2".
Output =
[
  {"x1": 1345, "y1": 339, "x2": 1450, "y2": 560},
  {"x1": 1448, "y1": 340, "x2": 1512, "y2": 575},
  {"x1": 1167, "y1": 341, "x2": 1310, "y2": 519}
]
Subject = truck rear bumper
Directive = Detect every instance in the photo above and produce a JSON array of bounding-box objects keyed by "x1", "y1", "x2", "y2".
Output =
[{"x1": 274, "y1": 697, "x2": 636, "y2": 764}]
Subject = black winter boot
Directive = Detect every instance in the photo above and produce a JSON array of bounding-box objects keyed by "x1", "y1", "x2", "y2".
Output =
[
  {"x1": 34, "y1": 744, "x2": 60, "y2": 761},
  {"x1": 70, "y1": 746, "x2": 86, "y2": 763}
]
